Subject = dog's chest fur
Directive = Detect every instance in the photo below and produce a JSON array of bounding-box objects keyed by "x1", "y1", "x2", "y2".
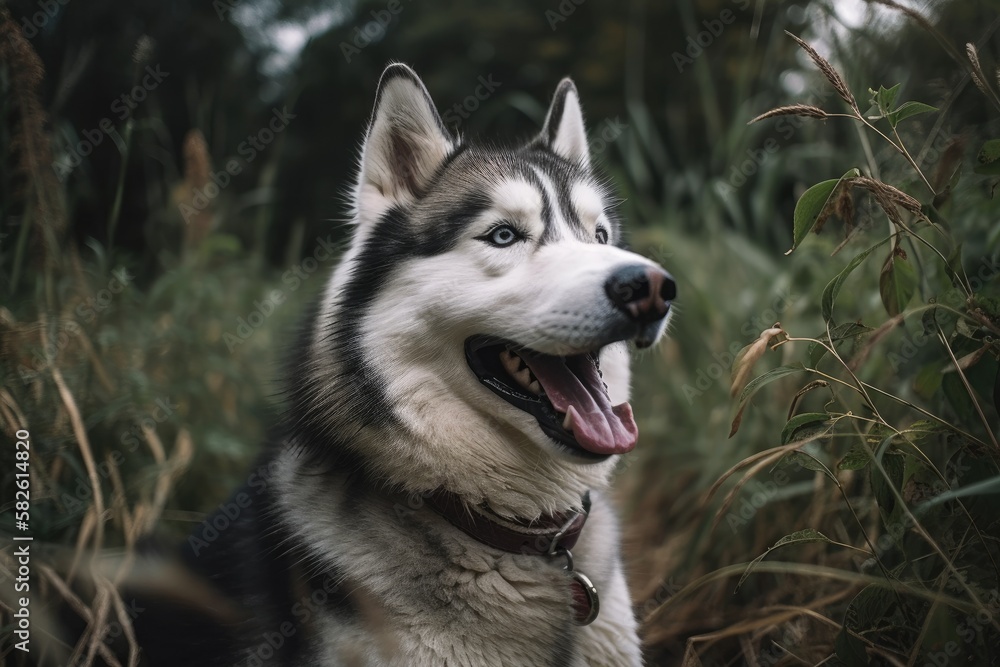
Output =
[{"x1": 271, "y1": 451, "x2": 642, "y2": 666}]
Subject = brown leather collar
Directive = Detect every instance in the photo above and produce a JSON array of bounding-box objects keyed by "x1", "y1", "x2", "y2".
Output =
[
  {"x1": 425, "y1": 489, "x2": 591, "y2": 557},
  {"x1": 424, "y1": 489, "x2": 600, "y2": 625}
]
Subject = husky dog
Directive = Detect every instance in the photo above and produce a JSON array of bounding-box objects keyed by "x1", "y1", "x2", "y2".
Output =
[{"x1": 128, "y1": 64, "x2": 674, "y2": 667}]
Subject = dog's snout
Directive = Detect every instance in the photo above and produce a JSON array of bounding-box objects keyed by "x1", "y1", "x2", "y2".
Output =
[{"x1": 604, "y1": 265, "x2": 675, "y2": 324}]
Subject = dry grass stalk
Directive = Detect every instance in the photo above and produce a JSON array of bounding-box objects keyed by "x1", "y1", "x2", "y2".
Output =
[
  {"x1": 846, "y1": 176, "x2": 925, "y2": 225},
  {"x1": 967, "y1": 43, "x2": 991, "y2": 98},
  {"x1": 141, "y1": 427, "x2": 194, "y2": 535},
  {"x1": 785, "y1": 31, "x2": 859, "y2": 115},
  {"x1": 68, "y1": 506, "x2": 97, "y2": 583},
  {"x1": 71, "y1": 583, "x2": 113, "y2": 666},
  {"x1": 179, "y1": 129, "x2": 215, "y2": 249},
  {"x1": 748, "y1": 105, "x2": 829, "y2": 125},
  {"x1": 0, "y1": 386, "x2": 29, "y2": 430},
  {"x1": 132, "y1": 35, "x2": 154, "y2": 65},
  {"x1": 44, "y1": 322, "x2": 107, "y2": 555},
  {"x1": 709, "y1": 446, "x2": 797, "y2": 532},
  {"x1": 964, "y1": 41, "x2": 1000, "y2": 112},
  {"x1": 866, "y1": 178, "x2": 921, "y2": 215},
  {"x1": 0, "y1": 8, "x2": 66, "y2": 261},
  {"x1": 833, "y1": 184, "x2": 856, "y2": 234},
  {"x1": 966, "y1": 43, "x2": 984, "y2": 79},
  {"x1": 109, "y1": 590, "x2": 141, "y2": 667}
]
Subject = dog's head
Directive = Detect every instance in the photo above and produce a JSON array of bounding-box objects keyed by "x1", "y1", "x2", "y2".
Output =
[{"x1": 300, "y1": 64, "x2": 674, "y2": 516}]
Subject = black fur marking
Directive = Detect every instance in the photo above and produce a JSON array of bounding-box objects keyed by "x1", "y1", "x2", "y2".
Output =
[
  {"x1": 517, "y1": 148, "x2": 589, "y2": 244},
  {"x1": 550, "y1": 617, "x2": 578, "y2": 667},
  {"x1": 313, "y1": 194, "x2": 492, "y2": 445},
  {"x1": 520, "y1": 166, "x2": 557, "y2": 241},
  {"x1": 282, "y1": 300, "x2": 373, "y2": 471}
]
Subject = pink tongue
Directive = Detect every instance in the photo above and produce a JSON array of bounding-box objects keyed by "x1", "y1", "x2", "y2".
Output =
[{"x1": 521, "y1": 354, "x2": 638, "y2": 455}]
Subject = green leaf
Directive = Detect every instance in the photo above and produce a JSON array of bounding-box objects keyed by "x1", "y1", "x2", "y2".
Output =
[
  {"x1": 864, "y1": 424, "x2": 895, "y2": 447},
  {"x1": 913, "y1": 364, "x2": 943, "y2": 401},
  {"x1": 781, "y1": 412, "x2": 831, "y2": 445},
  {"x1": 834, "y1": 585, "x2": 895, "y2": 665},
  {"x1": 196, "y1": 233, "x2": 244, "y2": 258},
  {"x1": 808, "y1": 322, "x2": 873, "y2": 367},
  {"x1": 880, "y1": 84, "x2": 901, "y2": 111},
  {"x1": 835, "y1": 627, "x2": 868, "y2": 665},
  {"x1": 806, "y1": 341, "x2": 827, "y2": 369},
  {"x1": 870, "y1": 446, "x2": 904, "y2": 519},
  {"x1": 887, "y1": 101, "x2": 937, "y2": 128},
  {"x1": 784, "y1": 450, "x2": 836, "y2": 481},
  {"x1": 921, "y1": 305, "x2": 941, "y2": 336},
  {"x1": 921, "y1": 203, "x2": 951, "y2": 231},
  {"x1": 737, "y1": 363, "x2": 807, "y2": 405},
  {"x1": 879, "y1": 253, "x2": 917, "y2": 317},
  {"x1": 869, "y1": 84, "x2": 901, "y2": 117},
  {"x1": 736, "y1": 529, "x2": 833, "y2": 591},
  {"x1": 845, "y1": 585, "x2": 896, "y2": 631},
  {"x1": 974, "y1": 139, "x2": 1000, "y2": 176},
  {"x1": 838, "y1": 443, "x2": 870, "y2": 471},
  {"x1": 832, "y1": 321, "x2": 875, "y2": 340},
  {"x1": 904, "y1": 420, "x2": 945, "y2": 440},
  {"x1": 943, "y1": 243, "x2": 966, "y2": 291},
  {"x1": 821, "y1": 238, "x2": 890, "y2": 322},
  {"x1": 943, "y1": 372, "x2": 975, "y2": 423},
  {"x1": 786, "y1": 169, "x2": 859, "y2": 255}
]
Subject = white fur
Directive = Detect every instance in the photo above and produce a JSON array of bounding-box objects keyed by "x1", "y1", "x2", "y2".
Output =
[{"x1": 543, "y1": 82, "x2": 591, "y2": 169}]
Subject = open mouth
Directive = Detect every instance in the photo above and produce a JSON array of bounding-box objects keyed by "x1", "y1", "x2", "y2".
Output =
[{"x1": 465, "y1": 336, "x2": 638, "y2": 460}]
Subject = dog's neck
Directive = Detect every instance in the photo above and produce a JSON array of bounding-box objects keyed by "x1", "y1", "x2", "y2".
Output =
[
  {"x1": 425, "y1": 488, "x2": 591, "y2": 556},
  {"x1": 423, "y1": 488, "x2": 601, "y2": 626}
]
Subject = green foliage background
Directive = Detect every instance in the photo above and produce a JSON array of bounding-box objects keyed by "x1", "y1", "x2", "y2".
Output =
[{"x1": 1, "y1": 0, "x2": 999, "y2": 664}]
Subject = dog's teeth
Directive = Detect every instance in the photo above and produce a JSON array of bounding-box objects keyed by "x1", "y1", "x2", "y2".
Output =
[
  {"x1": 500, "y1": 349, "x2": 542, "y2": 395},
  {"x1": 563, "y1": 405, "x2": 579, "y2": 432},
  {"x1": 500, "y1": 349, "x2": 521, "y2": 377}
]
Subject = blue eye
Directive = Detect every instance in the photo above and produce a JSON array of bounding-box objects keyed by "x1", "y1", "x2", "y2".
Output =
[
  {"x1": 482, "y1": 224, "x2": 523, "y2": 248},
  {"x1": 595, "y1": 227, "x2": 609, "y2": 244}
]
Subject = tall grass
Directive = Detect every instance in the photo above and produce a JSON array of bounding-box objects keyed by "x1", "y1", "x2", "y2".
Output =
[
  {"x1": 621, "y1": 6, "x2": 1000, "y2": 665},
  {"x1": 1, "y1": 0, "x2": 998, "y2": 665}
]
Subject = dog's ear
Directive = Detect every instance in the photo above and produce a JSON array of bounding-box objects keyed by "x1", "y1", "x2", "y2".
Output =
[
  {"x1": 538, "y1": 78, "x2": 590, "y2": 169},
  {"x1": 355, "y1": 64, "x2": 453, "y2": 221}
]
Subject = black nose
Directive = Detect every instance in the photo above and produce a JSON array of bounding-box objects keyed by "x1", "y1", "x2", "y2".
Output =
[{"x1": 604, "y1": 265, "x2": 675, "y2": 324}]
